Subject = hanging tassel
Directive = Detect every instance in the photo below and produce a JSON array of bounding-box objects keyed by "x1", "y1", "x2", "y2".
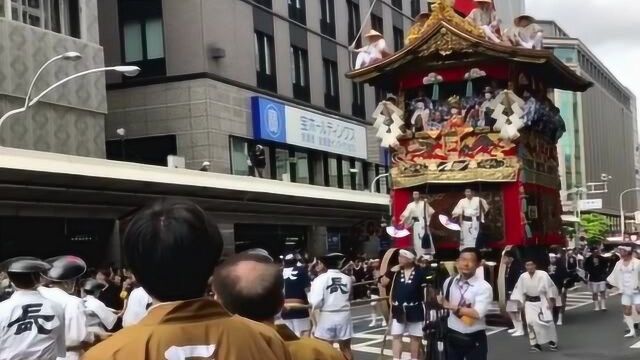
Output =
[
  {"x1": 466, "y1": 80, "x2": 473, "y2": 98},
  {"x1": 432, "y1": 84, "x2": 440, "y2": 101}
]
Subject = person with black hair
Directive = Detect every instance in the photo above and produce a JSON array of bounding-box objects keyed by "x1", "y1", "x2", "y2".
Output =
[
  {"x1": 83, "y1": 199, "x2": 291, "y2": 360},
  {"x1": 547, "y1": 253, "x2": 568, "y2": 325},
  {"x1": 281, "y1": 253, "x2": 311, "y2": 337},
  {"x1": 510, "y1": 259, "x2": 559, "y2": 352},
  {"x1": 95, "y1": 267, "x2": 122, "y2": 311},
  {"x1": 0, "y1": 259, "x2": 66, "y2": 360},
  {"x1": 439, "y1": 247, "x2": 493, "y2": 360},
  {"x1": 503, "y1": 250, "x2": 525, "y2": 337},
  {"x1": 213, "y1": 253, "x2": 343, "y2": 360},
  {"x1": 308, "y1": 253, "x2": 354, "y2": 360},
  {"x1": 584, "y1": 247, "x2": 609, "y2": 311},
  {"x1": 38, "y1": 256, "x2": 90, "y2": 360}
]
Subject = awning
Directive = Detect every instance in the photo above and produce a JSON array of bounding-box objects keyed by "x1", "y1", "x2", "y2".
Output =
[{"x1": 0, "y1": 147, "x2": 389, "y2": 224}]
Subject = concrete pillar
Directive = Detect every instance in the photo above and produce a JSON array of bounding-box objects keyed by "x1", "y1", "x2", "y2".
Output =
[
  {"x1": 106, "y1": 220, "x2": 122, "y2": 267},
  {"x1": 217, "y1": 223, "x2": 235, "y2": 257},
  {"x1": 308, "y1": 226, "x2": 328, "y2": 257}
]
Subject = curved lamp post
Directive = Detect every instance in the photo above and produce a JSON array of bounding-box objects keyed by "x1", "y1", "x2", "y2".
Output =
[
  {"x1": 0, "y1": 65, "x2": 140, "y2": 129},
  {"x1": 25, "y1": 52, "x2": 82, "y2": 109}
]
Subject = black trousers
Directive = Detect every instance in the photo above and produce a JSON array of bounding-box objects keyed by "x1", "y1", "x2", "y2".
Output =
[{"x1": 445, "y1": 329, "x2": 488, "y2": 360}]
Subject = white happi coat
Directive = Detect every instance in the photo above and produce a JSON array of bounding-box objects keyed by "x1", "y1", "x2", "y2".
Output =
[
  {"x1": 0, "y1": 290, "x2": 66, "y2": 360},
  {"x1": 452, "y1": 197, "x2": 489, "y2": 249},
  {"x1": 308, "y1": 269, "x2": 352, "y2": 333},
  {"x1": 83, "y1": 295, "x2": 118, "y2": 334},
  {"x1": 400, "y1": 200, "x2": 435, "y2": 256},
  {"x1": 511, "y1": 270, "x2": 558, "y2": 345},
  {"x1": 38, "y1": 286, "x2": 89, "y2": 360},
  {"x1": 466, "y1": 8, "x2": 501, "y2": 43},
  {"x1": 122, "y1": 287, "x2": 152, "y2": 327},
  {"x1": 607, "y1": 258, "x2": 640, "y2": 295}
]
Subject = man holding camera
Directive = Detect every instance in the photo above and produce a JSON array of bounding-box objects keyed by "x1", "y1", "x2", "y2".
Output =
[{"x1": 439, "y1": 248, "x2": 493, "y2": 360}]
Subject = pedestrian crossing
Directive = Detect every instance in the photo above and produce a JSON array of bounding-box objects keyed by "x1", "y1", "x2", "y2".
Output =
[{"x1": 350, "y1": 288, "x2": 612, "y2": 358}]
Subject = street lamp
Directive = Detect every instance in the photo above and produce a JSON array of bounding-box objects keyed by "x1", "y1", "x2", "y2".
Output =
[
  {"x1": 25, "y1": 52, "x2": 82, "y2": 109},
  {"x1": 370, "y1": 173, "x2": 389, "y2": 193},
  {"x1": 620, "y1": 187, "x2": 640, "y2": 241},
  {"x1": 0, "y1": 65, "x2": 140, "y2": 129}
]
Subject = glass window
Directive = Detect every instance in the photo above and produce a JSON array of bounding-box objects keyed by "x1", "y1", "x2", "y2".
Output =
[
  {"x1": 393, "y1": 26, "x2": 404, "y2": 52},
  {"x1": 275, "y1": 148, "x2": 290, "y2": 181},
  {"x1": 291, "y1": 46, "x2": 310, "y2": 101},
  {"x1": 342, "y1": 159, "x2": 352, "y2": 190},
  {"x1": 124, "y1": 21, "x2": 144, "y2": 62},
  {"x1": 320, "y1": 0, "x2": 335, "y2": 38},
  {"x1": 371, "y1": 14, "x2": 383, "y2": 33},
  {"x1": 145, "y1": 18, "x2": 165, "y2": 60},
  {"x1": 255, "y1": 31, "x2": 277, "y2": 91},
  {"x1": 391, "y1": 0, "x2": 402, "y2": 10},
  {"x1": 328, "y1": 156, "x2": 339, "y2": 188},
  {"x1": 294, "y1": 151, "x2": 310, "y2": 184},
  {"x1": 346, "y1": 0, "x2": 361, "y2": 46},
  {"x1": 354, "y1": 161, "x2": 364, "y2": 190},
  {"x1": 230, "y1": 137, "x2": 250, "y2": 176},
  {"x1": 554, "y1": 48, "x2": 578, "y2": 64},
  {"x1": 367, "y1": 163, "x2": 376, "y2": 192}
]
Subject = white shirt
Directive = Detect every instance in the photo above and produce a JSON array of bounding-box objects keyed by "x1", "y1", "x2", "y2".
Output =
[
  {"x1": 308, "y1": 269, "x2": 352, "y2": 311},
  {"x1": 400, "y1": 200, "x2": 434, "y2": 225},
  {"x1": 621, "y1": 262, "x2": 637, "y2": 293},
  {"x1": 363, "y1": 39, "x2": 387, "y2": 59},
  {"x1": 444, "y1": 275, "x2": 492, "y2": 334},
  {"x1": 0, "y1": 290, "x2": 66, "y2": 360},
  {"x1": 83, "y1": 295, "x2": 118, "y2": 330},
  {"x1": 466, "y1": 8, "x2": 496, "y2": 27},
  {"x1": 510, "y1": 270, "x2": 557, "y2": 301},
  {"x1": 122, "y1": 287, "x2": 152, "y2": 327},
  {"x1": 38, "y1": 286, "x2": 89, "y2": 351},
  {"x1": 607, "y1": 258, "x2": 640, "y2": 292}
]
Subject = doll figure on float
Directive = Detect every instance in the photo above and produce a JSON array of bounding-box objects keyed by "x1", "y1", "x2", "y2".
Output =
[
  {"x1": 444, "y1": 96, "x2": 470, "y2": 132},
  {"x1": 399, "y1": 191, "x2": 435, "y2": 257},
  {"x1": 466, "y1": 0, "x2": 502, "y2": 43}
]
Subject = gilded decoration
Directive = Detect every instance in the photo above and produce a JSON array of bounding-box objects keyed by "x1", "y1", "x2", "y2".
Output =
[
  {"x1": 518, "y1": 131, "x2": 561, "y2": 189},
  {"x1": 418, "y1": 28, "x2": 473, "y2": 57},
  {"x1": 405, "y1": 0, "x2": 485, "y2": 47},
  {"x1": 391, "y1": 130, "x2": 519, "y2": 188}
]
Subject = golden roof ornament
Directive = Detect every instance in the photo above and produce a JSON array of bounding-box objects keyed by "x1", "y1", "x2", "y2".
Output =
[{"x1": 405, "y1": 0, "x2": 485, "y2": 46}]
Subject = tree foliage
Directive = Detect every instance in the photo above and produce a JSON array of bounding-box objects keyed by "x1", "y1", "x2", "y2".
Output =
[{"x1": 580, "y1": 213, "x2": 610, "y2": 245}]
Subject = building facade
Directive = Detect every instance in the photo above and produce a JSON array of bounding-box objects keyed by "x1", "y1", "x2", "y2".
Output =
[
  {"x1": 539, "y1": 21, "x2": 638, "y2": 230},
  {"x1": 96, "y1": 0, "x2": 425, "y2": 257},
  {"x1": 0, "y1": 0, "x2": 106, "y2": 157}
]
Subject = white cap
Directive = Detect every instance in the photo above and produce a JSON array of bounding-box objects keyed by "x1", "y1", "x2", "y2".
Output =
[{"x1": 202, "y1": 161, "x2": 211, "y2": 166}]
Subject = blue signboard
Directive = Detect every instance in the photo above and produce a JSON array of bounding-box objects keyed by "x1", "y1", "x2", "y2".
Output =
[{"x1": 251, "y1": 96, "x2": 368, "y2": 159}]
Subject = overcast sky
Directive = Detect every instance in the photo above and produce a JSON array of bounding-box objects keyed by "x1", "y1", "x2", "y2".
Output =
[{"x1": 526, "y1": 0, "x2": 640, "y2": 108}]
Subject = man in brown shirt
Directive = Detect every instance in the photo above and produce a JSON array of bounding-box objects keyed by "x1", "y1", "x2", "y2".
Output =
[
  {"x1": 213, "y1": 253, "x2": 344, "y2": 360},
  {"x1": 83, "y1": 200, "x2": 290, "y2": 360}
]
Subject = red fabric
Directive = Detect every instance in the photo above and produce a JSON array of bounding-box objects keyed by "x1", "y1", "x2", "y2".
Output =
[
  {"x1": 391, "y1": 189, "x2": 412, "y2": 248},
  {"x1": 502, "y1": 181, "x2": 523, "y2": 246},
  {"x1": 454, "y1": 0, "x2": 476, "y2": 16},
  {"x1": 399, "y1": 64, "x2": 510, "y2": 90}
]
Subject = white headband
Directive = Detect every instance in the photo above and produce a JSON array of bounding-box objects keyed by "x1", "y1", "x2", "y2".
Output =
[
  {"x1": 399, "y1": 249, "x2": 416, "y2": 260},
  {"x1": 619, "y1": 246, "x2": 632, "y2": 252}
]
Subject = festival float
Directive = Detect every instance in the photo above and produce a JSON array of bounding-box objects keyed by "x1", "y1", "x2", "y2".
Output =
[{"x1": 347, "y1": 0, "x2": 592, "y2": 258}]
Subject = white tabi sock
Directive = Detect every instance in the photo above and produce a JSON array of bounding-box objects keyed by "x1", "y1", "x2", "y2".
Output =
[
  {"x1": 600, "y1": 299, "x2": 606, "y2": 310},
  {"x1": 625, "y1": 315, "x2": 635, "y2": 334},
  {"x1": 595, "y1": 300, "x2": 601, "y2": 311}
]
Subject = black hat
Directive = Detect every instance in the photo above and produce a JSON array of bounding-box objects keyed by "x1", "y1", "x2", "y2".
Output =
[
  {"x1": 6, "y1": 258, "x2": 51, "y2": 273},
  {"x1": 43, "y1": 256, "x2": 87, "y2": 281},
  {"x1": 0, "y1": 257, "x2": 41, "y2": 273},
  {"x1": 319, "y1": 253, "x2": 346, "y2": 269},
  {"x1": 82, "y1": 279, "x2": 107, "y2": 293}
]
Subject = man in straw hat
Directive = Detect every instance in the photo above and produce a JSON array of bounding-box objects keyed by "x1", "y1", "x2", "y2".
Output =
[
  {"x1": 350, "y1": 29, "x2": 390, "y2": 69},
  {"x1": 465, "y1": 0, "x2": 502, "y2": 43},
  {"x1": 607, "y1": 244, "x2": 640, "y2": 337},
  {"x1": 308, "y1": 253, "x2": 354, "y2": 360},
  {"x1": 0, "y1": 258, "x2": 66, "y2": 360},
  {"x1": 513, "y1": 14, "x2": 543, "y2": 49}
]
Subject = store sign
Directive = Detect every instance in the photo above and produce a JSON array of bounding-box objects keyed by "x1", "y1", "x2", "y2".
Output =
[
  {"x1": 578, "y1": 199, "x2": 602, "y2": 211},
  {"x1": 251, "y1": 96, "x2": 368, "y2": 159}
]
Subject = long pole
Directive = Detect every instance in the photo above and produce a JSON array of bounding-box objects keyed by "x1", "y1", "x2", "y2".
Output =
[
  {"x1": 620, "y1": 188, "x2": 640, "y2": 241},
  {"x1": 370, "y1": 173, "x2": 389, "y2": 193}
]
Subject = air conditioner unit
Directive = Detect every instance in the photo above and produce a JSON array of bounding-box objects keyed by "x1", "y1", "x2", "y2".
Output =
[{"x1": 167, "y1": 155, "x2": 186, "y2": 169}]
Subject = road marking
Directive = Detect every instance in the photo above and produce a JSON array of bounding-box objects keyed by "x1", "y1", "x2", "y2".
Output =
[{"x1": 631, "y1": 340, "x2": 640, "y2": 348}]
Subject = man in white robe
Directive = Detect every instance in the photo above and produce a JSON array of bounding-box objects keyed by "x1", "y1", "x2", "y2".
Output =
[
  {"x1": 400, "y1": 191, "x2": 435, "y2": 257},
  {"x1": 351, "y1": 30, "x2": 389, "y2": 69},
  {"x1": 607, "y1": 245, "x2": 640, "y2": 337},
  {"x1": 452, "y1": 189, "x2": 489, "y2": 249},
  {"x1": 510, "y1": 259, "x2": 559, "y2": 352},
  {"x1": 466, "y1": 0, "x2": 502, "y2": 43},
  {"x1": 513, "y1": 15, "x2": 543, "y2": 49}
]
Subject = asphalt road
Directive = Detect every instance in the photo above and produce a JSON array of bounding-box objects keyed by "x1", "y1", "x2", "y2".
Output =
[{"x1": 349, "y1": 288, "x2": 640, "y2": 360}]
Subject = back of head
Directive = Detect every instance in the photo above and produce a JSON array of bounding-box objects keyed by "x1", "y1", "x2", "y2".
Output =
[
  {"x1": 124, "y1": 199, "x2": 223, "y2": 302},
  {"x1": 213, "y1": 254, "x2": 283, "y2": 322}
]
